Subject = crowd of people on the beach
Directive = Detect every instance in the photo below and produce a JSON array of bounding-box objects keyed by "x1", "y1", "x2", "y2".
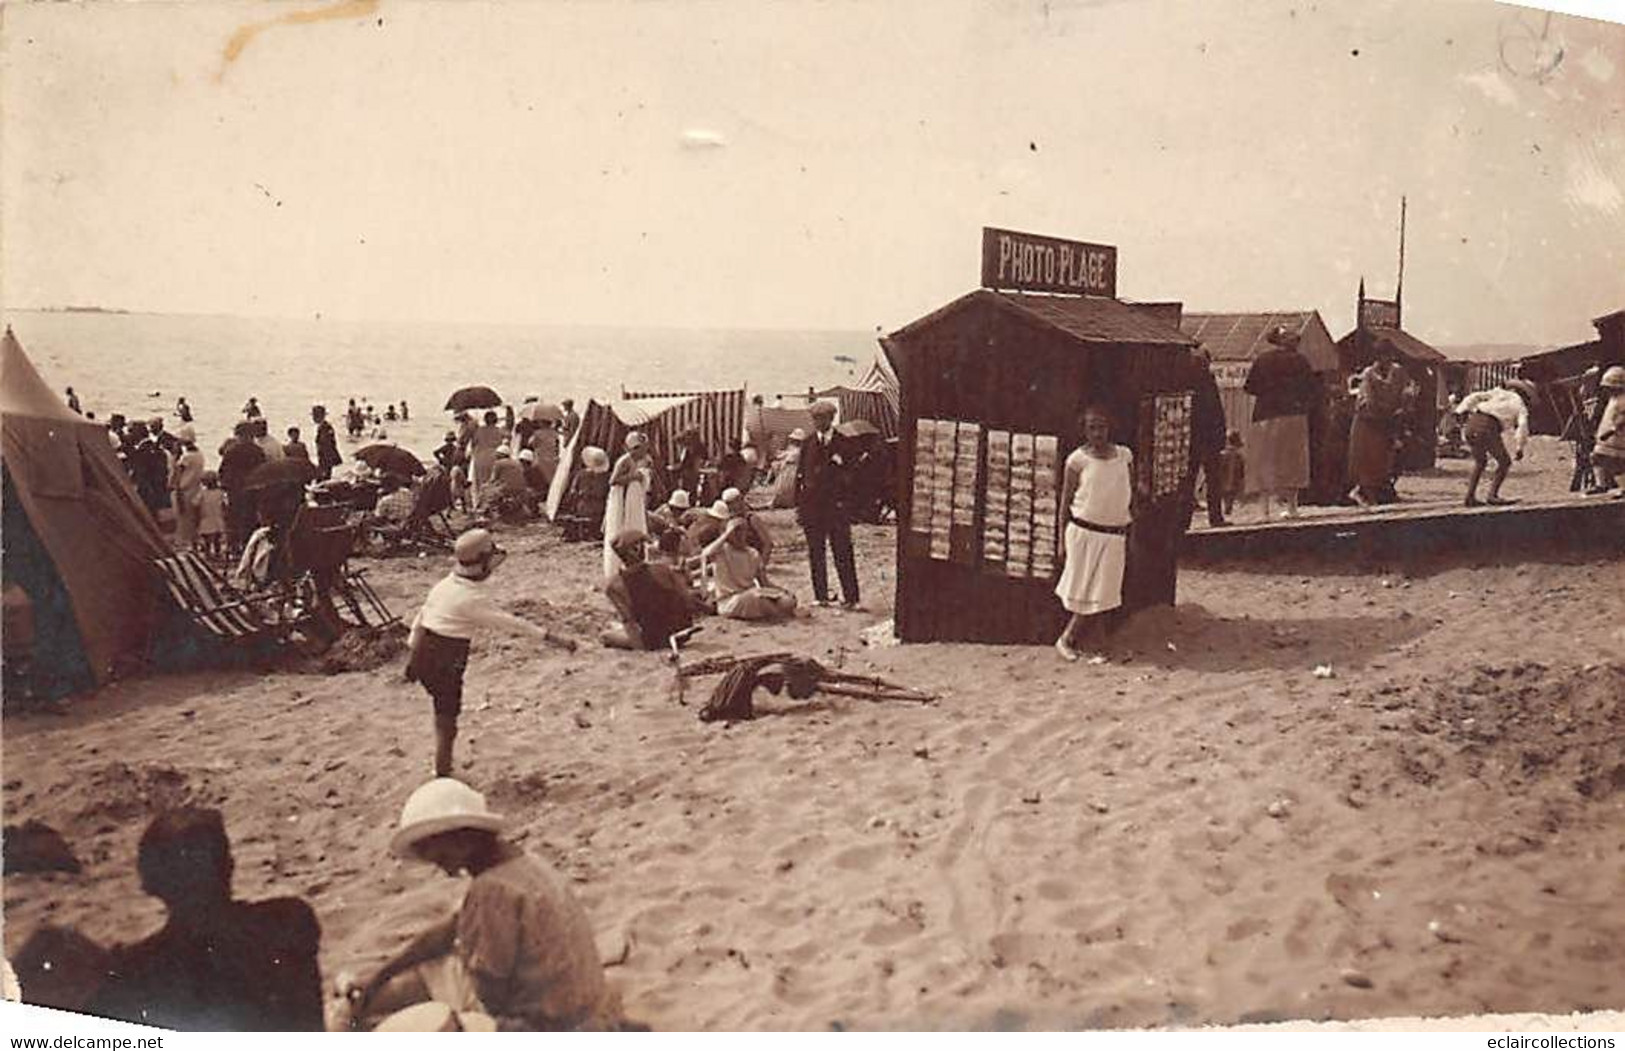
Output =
[
  {"x1": 22, "y1": 383, "x2": 890, "y2": 1031},
  {"x1": 1182, "y1": 329, "x2": 1625, "y2": 525}
]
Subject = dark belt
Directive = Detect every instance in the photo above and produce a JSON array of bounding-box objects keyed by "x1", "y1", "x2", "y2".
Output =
[{"x1": 1070, "y1": 516, "x2": 1129, "y2": 536}]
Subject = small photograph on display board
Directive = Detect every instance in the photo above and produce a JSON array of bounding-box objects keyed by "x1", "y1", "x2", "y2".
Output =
[
  {"x1": 982, "y1": 429, "x2": 1011, "y2": 568},
  {"x1": 909, "y1": 420, "x2": 937, "y2": 537},
  {"x1": 1031, "y1": 434, "x2": 1060, "y2": 578},
  {"x1": 929, "y1": 419, "x2": 957, "y2": 560},
  {"x1": 1005, "y1": 433, "x2": 1035, "y2": 576},
  {"x1": 949, "y1": 422, "x2": 983, "y2": 564},
  {"x1": 1140, "y1": 393, "x2": 1194, "y2": 501}
]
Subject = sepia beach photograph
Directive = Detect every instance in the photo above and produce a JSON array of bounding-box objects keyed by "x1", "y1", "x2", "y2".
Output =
[{"x1": 2, "y1": 0, "x2": 1622, "y2": 1035}]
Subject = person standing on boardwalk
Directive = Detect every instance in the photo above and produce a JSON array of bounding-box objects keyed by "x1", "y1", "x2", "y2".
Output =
[
  {"x1": 1455, "y1": 379, "x2": 1534, "y2": 507},
  {"x1": 406, "y1": 530, "x2": 578, "y2": 778},
  {"x1": 1347, "y1": 349, "x2": 1407, "y2": 506},
  {"x1": 1243, "y1": 326, "x2": 1317, "y2": 520},
  {"x1": 795, "y1": 401, "x2": 860, "y2": 608},
  {"x1": 1185, "y1": 348, "x2": 1229, "y2": 528}
]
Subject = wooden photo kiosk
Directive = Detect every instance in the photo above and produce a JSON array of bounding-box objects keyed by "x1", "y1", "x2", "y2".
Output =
[{"x1": 886, "y1": 228, "x2": 1199, "y2": 645}]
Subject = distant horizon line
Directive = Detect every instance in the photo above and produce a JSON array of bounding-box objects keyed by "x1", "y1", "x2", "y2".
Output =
[
  {"x1": 7, "y1": 305, "x2": 1568, "y2": 355},
  {"x1": 9, "y1": 304, "x2": 879, "y2": 337}
]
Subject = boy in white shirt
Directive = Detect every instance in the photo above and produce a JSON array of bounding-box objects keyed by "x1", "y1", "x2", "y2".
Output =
[
  {"x1": 1455, "y1": 380, "x2": 1534, "y2": 507},
  {"x1": 407, "y1": 530, "x2": 577, "y2": 776}
]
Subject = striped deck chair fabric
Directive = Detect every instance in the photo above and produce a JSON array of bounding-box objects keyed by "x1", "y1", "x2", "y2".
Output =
[{"x1": 153, "y1": 551, "x2": 272, "y2": 641}]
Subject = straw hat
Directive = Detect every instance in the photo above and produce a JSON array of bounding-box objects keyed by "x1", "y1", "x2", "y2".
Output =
[
  {"x1": 708, "y1": 499, "x2": 732, "y2": 520},
  {"x1": 389, "y1": 778, "x2": 505, "y2": 857},
  {"x1": 452, "y1": 528, "x2": 505, "y2": 579},
  {"x1": 1601, "y1": 365, "x2": 1625, "y2": 389},
  {"x1": 721, "y1": 487, "x2": 744, "y2": 507},
  {"x1": 495, "y1": 444, "x2": 511, "y2": 458},
  {"x1": 668, "y1": 489, "x2": 692, "y2": 510},
  {"x1": 581, "y1": 446, "x2": 610, "y2": 472},
  {"x1": 516, "y1": 448, "x2": 534, "y2": 463}
]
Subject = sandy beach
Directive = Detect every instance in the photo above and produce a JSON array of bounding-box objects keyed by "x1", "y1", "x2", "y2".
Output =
[{"x1": 3, "y1": 438, "x2": 1621, "y2": 1030}]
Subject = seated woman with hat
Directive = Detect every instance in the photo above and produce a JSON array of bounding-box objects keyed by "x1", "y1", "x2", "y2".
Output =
[
  {"x1": 600, "y1": 529, "x2": 704, "y2": 651},
  {"x1": 341, "y1": 779, "x2": 623, "y2": 1032},
  {"x1": 701, "y1": 517, "x2": 798, "y2": 623}
]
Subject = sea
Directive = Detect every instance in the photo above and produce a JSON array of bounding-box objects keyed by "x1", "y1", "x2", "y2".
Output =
[{"x1": 6, "y1": 310, "x2": 873, "y2": 459}]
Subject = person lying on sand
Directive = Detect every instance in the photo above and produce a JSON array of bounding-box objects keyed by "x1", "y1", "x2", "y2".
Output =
[
  {"x1": 601, "y1": 529, "x2": 703, "y2": 651},
  {"x1": 339, "y1": 779, "x2": 624, "y2": 1032},
  {"x1": 91, "y1": 807, "x2": 325, "y2": 1031},
  {"x1": 406, "y1": 530, "x2": 578, "y2": 777}
]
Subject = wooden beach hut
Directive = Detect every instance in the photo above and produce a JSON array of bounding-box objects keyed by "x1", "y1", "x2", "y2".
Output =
[
  {"x1": 1336, "y1": 283, "x2": 1446, "y2": 471},
  {"x1": 1180, "y1": 311, "x2": 1346, "y2": 503},
  {"x1": 885, "y1": 230, "x2": 1200, "y2": 645}
]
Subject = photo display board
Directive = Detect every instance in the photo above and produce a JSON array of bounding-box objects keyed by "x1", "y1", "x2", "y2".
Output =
[
  {"x1": 1140, "y1": 392, "x2": 1193, "y2": 500},
  {"x1": 908, "y1": 417, "x2": 1060, "y2": 577}
]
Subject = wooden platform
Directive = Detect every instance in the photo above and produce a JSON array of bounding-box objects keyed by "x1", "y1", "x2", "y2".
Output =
[{"x1": 1184, "y1": 492, "x2": 1625, "y2": 563}]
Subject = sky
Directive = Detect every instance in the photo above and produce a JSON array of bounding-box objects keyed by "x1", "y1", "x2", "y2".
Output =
[{"x1": 2, "y1": 0, "x2": 1622, "y2": 346}]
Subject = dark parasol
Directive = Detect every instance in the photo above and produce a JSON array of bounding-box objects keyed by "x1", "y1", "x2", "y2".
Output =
[
  {"x1": 354, "y1": 444, "x2": 426, "y2": 477},
  {"x1": 444, "y1": 386, "x2": 503, "y2": 413}
]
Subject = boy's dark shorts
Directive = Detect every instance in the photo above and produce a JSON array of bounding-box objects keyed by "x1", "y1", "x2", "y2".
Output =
[
  {"x1": 406, "y1": 629, "x2": 471, "y2": 721},
  {"x1": 1464, "y1": 412, "x2": 1510, "y2": 464}
]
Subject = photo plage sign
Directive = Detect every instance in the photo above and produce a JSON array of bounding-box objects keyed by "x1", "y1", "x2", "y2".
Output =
[{"x1": 981, "y1": 226, "x2": 1117, "y2": 298}]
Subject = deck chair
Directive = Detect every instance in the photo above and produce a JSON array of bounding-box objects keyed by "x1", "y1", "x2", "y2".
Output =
[
  {"x1": 286, "y1": 510, "x2": 400, "y2": 630},
  {"x1": 370, "y1": 471, "x2": 457, "y2": 552},
  {"x1": 153, "y1": 551, "x2": 289, "y2": 648}
]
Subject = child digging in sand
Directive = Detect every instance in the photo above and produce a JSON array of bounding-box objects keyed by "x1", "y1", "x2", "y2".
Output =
[
  {"x1": 406, "y1": 529, "x2": 579, "y2": 777},
  {"x1": 1054, "y1": 405, "x2": 1139, "y2": 663}
]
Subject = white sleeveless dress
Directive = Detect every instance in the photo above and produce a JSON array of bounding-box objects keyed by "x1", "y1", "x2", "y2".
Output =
[{"x1": 1053, "y1": 445, "x2": 1133, "y2": 616}]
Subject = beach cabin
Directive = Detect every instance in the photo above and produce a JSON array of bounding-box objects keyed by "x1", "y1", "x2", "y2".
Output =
[
  {"x1": 883, "y1": 227, "x2": 1200, "y2": 645},
  {"x1": 1336, "y1": 284, "x2": 1446, "y2": 471},
  {"x1": 1180, "y1": 311, "x2": 1345, "y2": 503}
]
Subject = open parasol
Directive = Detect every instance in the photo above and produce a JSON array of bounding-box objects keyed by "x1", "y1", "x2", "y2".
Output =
[
  {"x1": 444, "y1": 386, "x2": 503, "y2": 413},
  {"x1": 517, "y1": 401, "x2": 564, "y2": 424},
  {"x1": 354, "y1": 443, "x2": 426, "y2": 477},
  {"x1": 836, "y1": 419, "x2": 880, "y2": 438},
  {"x1": 243, "y1": 458, "x2": 316, "y2": 492}
]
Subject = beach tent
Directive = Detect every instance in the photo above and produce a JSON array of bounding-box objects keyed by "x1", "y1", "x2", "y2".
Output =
[
  {"x1": 747, "y1": 404, "x2": 817, "y2": 458},
  {"x1": 815, "y1": 346, "x2": 902, "y2": 440},
  {"x1": 1, "y1": 329, "x2": 169, "y2": 696},
  {"x1": 545, "y1": 393, "x2": 730, "y2": 519},
  {"x1": 618, "y1": 386, "x2": 747, "y2": 460}
]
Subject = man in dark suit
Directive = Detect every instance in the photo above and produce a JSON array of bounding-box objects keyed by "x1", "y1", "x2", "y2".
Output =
[
  {"x1": 1186, "y1": 348, "x2": 1230, "y2": 528},
  {"x1": 795, "y1": 401, "x2": 860, "y2": 608}
]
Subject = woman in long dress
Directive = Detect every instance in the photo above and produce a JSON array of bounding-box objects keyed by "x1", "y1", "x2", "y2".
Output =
[
  {"x1": 468, "y1": 410, "x2": 505, "y2": 507},
  {"x1": 1054, "y1": 405, "x2": 1136, "y2": 663},
  {"x1": 602, "y1": 431, "x2": 654, "y2": 582},
  {"x1": 1346, "y1": 351, "x2": 1405, "y2": 506}
]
